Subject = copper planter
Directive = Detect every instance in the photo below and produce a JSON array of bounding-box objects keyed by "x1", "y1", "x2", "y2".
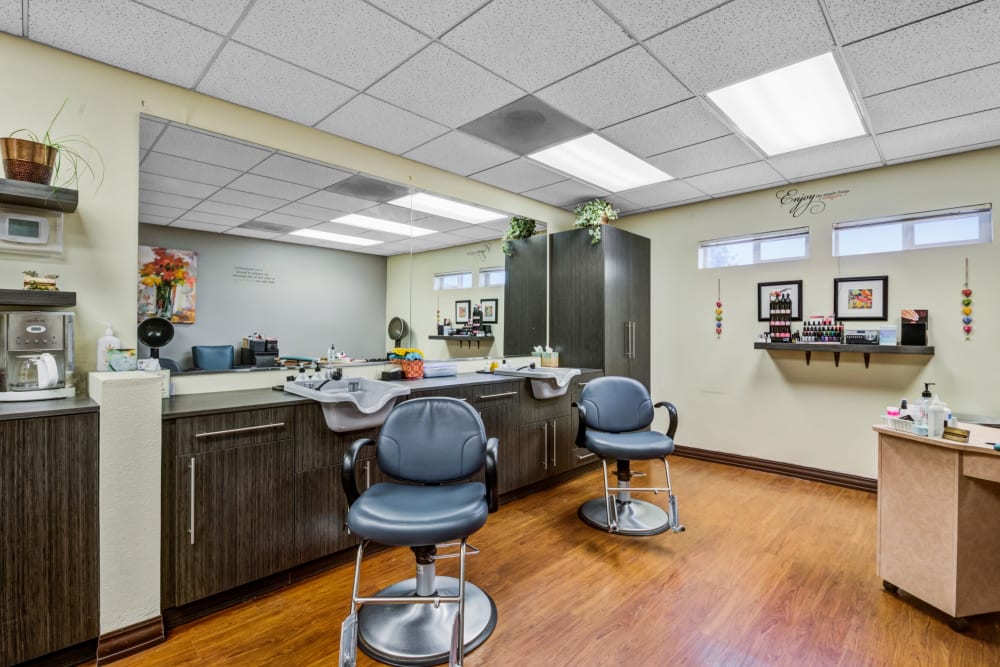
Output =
[{"x1": 1, "y1": 137, "x2": 57, "y2": 184}]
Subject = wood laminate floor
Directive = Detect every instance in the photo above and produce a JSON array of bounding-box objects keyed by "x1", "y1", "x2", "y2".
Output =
[{"x1": 106, "y1": 458, "x2": 1000, "y2": 666}]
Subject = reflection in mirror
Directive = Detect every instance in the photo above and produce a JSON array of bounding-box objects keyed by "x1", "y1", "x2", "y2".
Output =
[{"x1": 136, "y1": 115, "x2": 536, "y2": 369}]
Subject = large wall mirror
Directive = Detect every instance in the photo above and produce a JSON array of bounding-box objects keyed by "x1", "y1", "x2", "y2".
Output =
[{"x1": 136, "y1": 114, "x2": 543, "y2": 370}]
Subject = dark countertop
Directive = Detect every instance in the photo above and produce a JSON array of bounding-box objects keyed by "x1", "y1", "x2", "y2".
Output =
[{"x1": 0, "y1": 396, "x2": 99, "y2": 421}]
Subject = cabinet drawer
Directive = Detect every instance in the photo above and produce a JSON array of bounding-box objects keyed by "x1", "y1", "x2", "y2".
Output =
[
  {"x1": 570, "y1": 371, "x2": 604, "y2": 403},
  {"x1": 469, "y1": 381, "x2": 522, "y2": 410},
  {"x1": 173, "y1": 406, "x2": 294, "y2": 455}
]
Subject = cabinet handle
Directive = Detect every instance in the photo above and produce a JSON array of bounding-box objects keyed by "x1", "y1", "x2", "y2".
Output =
[
  {"x1": 576, "y1": 381, "x2": 589, "y2": 387},
  {"x1": 478, "y1": 391, "x2": 517, "y2": 400},
  {"x1": 631, "y1": 321, "x2": 637, "y2": 359},
  {"x1": 188, "y1": 457, "x2": 196, "y2": 545},
  {"x1": 364, "y1": 460, "x2": 371, "y2": 490},
  {"x1": 194, "y1": 422, "x2": 285, "y2": 438},
  {"x1": 542, "y1": 422, "x2": 548, "y2": 470},
  {"x1": 576, "y1": 452, "x2": 597, "y2": 461},
  {"x1": 625, "y1": 321, "x2": 631, "y2": 358},
  {"x1": 551, "y1": 420, "x2": 557, "y2": 466}
]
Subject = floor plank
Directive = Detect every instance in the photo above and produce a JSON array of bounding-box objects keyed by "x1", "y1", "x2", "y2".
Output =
[{"x1": 102, "y1": 458, "x2": 1000, "y2": 666}]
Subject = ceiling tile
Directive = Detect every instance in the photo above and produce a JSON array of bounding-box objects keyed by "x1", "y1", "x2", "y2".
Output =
[
  {"x1": 138, "y1": 0, "x2": 252, "y2": 34},
  {"x1": 155, "y1": 124, "x2": 272, "y2": 170},
  {"x1": 193, "y1": 200, "x2": 265, "y2": 220},
  {"x1": 601, "y1": 98, "x2": 730, "y2": 157},
  {"x1": 139, "y1": 116, "x2": 166, "y2": 150},
  {"x1": 823, "y1": 0, "x2": 972, "y2": 44},
  {"x1": 604, "y1": 194, "x2": 645, "y2": 214},
  {"x1": 273, "y1": 201, "x2": 345, "y2": 221},
  {"x1": 522, "y1": 179, "x2": 609, "y2": 207},
  {"x1": 407, "y1": 215, "x2": 469, "y2": 233},
  {"x1": 535, "y1": 46, "x2": 690, "y2": 130},
  {"x1": 865, "y1": 62, "x2": 1000, "y2": 134},
  {"x1": 767, "y1": 136, "x2": 882, "y2": 180},
  {"x1": 224, "y1": 227, "x2": 283, "y2": 240},
  {"x1": 458, "y1": 95, "x2": 591, "y2": 155},
  {"x1": 250, "y1": 153, "x2": 353, "y2": 189},
  {"x1": 365, "y1": 0, "x2": 483, "y2": 37},
  {"x1": 138, "y1": 214, "x2": 174, "y2": 226},
  {"x1": 139, "y1": 189, "x2": 200, "y2": 210},
  {"x1": 234, "y1": 0, "x2": 428, "y2": 89},
  {"x1": 367, "y1": 44, "x2": 524, "y2": 127},
  {"x1": 326, "y1": 174, "x2": 411, "y2": 202},
  {"x1": 300, "y1": 190, "x2": 374, "y2": 214},
  {"x1": 684, "y1": 161, "x2": 785, "y2": 196},
  {"x1": 179, "y1": 210, "x2": 248, "y2": 226},
  {"x1": 613, "y1": 180, "x2": 705, "y2": 208},
  {"x1": 253, "y1": 212, "x2": 313, "y2": 228},
  {"x1": 197, "y1": 41, "x2": 357, "y2": 126},
  {"x1": 471, "y1": 158, "x2": 566, "y2": 193},
  {"x1": 844, "y1": 1, "x2": 1000, "y2": 96},
  {"x1": 28, "y1": 0, "x2": 222, "y2": 87},
  {"x1": 209, "y1": 188, "x2": 287, "y2": 211},
  {"x1": 877, "y1": 107, "x2": 1000, "y2": 161},
  {"x1": 647, "y1": 134, "x2": 760, "y2": 178},
  {"x1": 227, "y1": 173, "x2": 317, "y2": 200},
  {"x1": 142, "y1": 152, "x2": 242, "y2": 186},
  {"x1": 598, "y1": 0, "x2": 728, "y2": 40},
  {"x1": 355, "y1": 203, "x2": 429, "y2": 224},
  {"x1": 171, "y1": 219, "x2": 233, "y2": 233},
  {"x1": 316, "y1": 94, "x2": 447, "y2": 154},
  {"x1": 140, "y1": 172, "x2": 220, "y2": 199},
  {"x1": 1, "y1": 1, "x2": 21, "y2": 35},
  {"x1": 240, "y1": 220, "x2": 301, "y2": 233},
  {"x1": 310, "y1": 221, "x2": 397, "y2": 242},
  {"x1": 442, "y1": 0, "x2": 634, "y2": 91},
  {"x1": 404, "y1": 131, "x2": 518, "y2": 176},
  {"x1": 138, "y1": 203, "x2": 185, "y2": 219},
  {"x1": 645, "y1": 0, "x2": 833, "y2": 93},
  {"x1": 448, "y1": 225, "x2": 504, "y2": 241}
]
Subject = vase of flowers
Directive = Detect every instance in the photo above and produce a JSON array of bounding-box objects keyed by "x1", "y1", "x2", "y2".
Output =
[
  {"x1": 574, "y1": 198, "x2": 619, "y2": 244},
  {"x1": 139, "y1": 247, "x2": 195, "y2": 319},
  {"x1": 389, "y1": 347, "x2": 425, "y2": 378}
]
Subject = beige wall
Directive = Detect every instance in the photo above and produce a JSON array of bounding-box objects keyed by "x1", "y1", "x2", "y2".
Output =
[{"x1": 620, "y1": 147, "x2": 1000, "y2": 478}]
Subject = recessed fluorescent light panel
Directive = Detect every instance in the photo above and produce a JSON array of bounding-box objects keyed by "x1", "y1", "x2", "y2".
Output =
[
  {"x1": 333, "y1": 214, "x2": 434, "y2": 237},
  {"x1": 290, "y1": 228, "x2": 382, "y2": 246},
  {"x1": 528, "y1": 133, "x2": 672, "y2": 192},
  {"x1": 388, "y1": 193, "x2": 504, "y2": 224},
  {"x1": 706, "y1": 52, "x2": 865, "y2": 156}
]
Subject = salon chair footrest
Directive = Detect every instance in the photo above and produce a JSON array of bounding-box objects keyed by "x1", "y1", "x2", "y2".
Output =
[
  {"x1": 358, "y1": 577, "x2": 497, "y2": 667},
  {"x1": 578, "y1": 497, "x2": 670, "y2": 536}
]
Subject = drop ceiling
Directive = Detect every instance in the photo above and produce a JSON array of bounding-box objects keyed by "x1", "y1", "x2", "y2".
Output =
[{"x1": 5, "y1": 0, "x2": 1000, "y2": 256}]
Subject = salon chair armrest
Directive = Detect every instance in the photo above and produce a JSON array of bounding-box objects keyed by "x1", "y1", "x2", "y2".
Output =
[
  {"x1": 573, "y1": 402, "x2": 588, "y2": 447},
  {"x1": 485, "y1": 437, "x2": 499, "y2": 513},
  {"x1": 654, "y1": 401, "x2": 679, "y2": 439},
  {"x1": 342, "y1": 437, "x2": 374, "y2": 507}
]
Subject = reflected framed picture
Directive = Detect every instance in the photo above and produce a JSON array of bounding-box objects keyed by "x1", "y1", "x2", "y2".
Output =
[
  {"x1": 834, "y1": 275, "x2": 888, "y2": 320},
  {"x1": 480, "y1": 298, "x2": 498, "y2": 324},
  {"x1": 455, "y1": 300, "x2": 471, "y2": 324},
  {"x1": 757, "y1": 280, "x2": 803, "y2": 321}
]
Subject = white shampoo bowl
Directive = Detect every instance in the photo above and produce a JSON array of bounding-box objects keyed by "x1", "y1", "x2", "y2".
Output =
[
  {"x1": 493, "y1": 367, "x2": 581, "y2": 399},
  {"x1": 284, "y1": 377, "x2": 410, "y2": 432}
]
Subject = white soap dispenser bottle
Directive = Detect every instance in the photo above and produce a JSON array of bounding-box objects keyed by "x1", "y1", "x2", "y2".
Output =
[
  {"x1": 928, "y1": 395, "x2": 947, "y2": 438},
  {"x1": 96, "y1": 323, "x2": 121, "y2": 371}
]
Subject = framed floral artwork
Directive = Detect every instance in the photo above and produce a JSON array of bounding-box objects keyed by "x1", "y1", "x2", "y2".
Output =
[
  {"x1": 834, "y1": 275, "x2": 888, "y2": 320},
  {"x1": 138, "y1": 246, "x2": 198, "y2": 323},
  {"x1": 480, "y1": 298, "x2": 498, "y2": 324},
  {"x1": 455, "y1": 300, "x2": 471, "y2": 324}
]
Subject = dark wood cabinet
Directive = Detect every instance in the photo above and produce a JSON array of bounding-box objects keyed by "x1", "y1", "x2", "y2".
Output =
[
  {"x1": 550, "y1": 226, "x2": 651, "y2": 387},
  {"x1": 503, "y1": 235, "x2": 548, "y2": 355},
  {"x1": 0, "y1": 410, "x2": 98, "y2": 667},
  {"x1": 468, "y1": 381, "x2": 521, "y2": 494}
]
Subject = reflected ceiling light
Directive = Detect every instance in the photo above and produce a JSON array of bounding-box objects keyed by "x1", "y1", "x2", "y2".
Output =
[
  {"x1": 290, "y1": 228, "x2": 382, "y2": 246},
  {"x1": 706, "y1": 52, "x2": 866, "y2": 156},
  {"x1": 387, "y1": 193, "x2": 504, "y2": 224},
  {"x1": 528, "y1": 133, "x2": 672, "y2": 192},
  {"x1": 332, "y1": 213, "x2": 435, "y2": 237}
]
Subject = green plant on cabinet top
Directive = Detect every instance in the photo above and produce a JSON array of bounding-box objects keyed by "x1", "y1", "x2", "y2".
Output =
[
  {"x1": 574, "y1": 199, "x2": 618, "y2": 244},
  {"x1": 501, "y1": 216, "x2": 537, "y2": 255}
]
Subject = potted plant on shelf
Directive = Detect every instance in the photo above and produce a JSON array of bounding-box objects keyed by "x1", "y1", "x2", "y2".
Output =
[
  {"x1": 574, "y1": 198, "x2": 618, "y2": 244},
  {"x1": 389, "y1": 347, "x2": 425, "y2": 379},
  {"x1": 501, "y1": 216, "x2": 537, "y2": 255},
  {"x1": 1, "y1": 98, "x2": 103, "y2": 190}
]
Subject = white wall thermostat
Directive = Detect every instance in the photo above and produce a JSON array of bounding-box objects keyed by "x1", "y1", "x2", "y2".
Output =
[
  {"x1": 0, "y1": 205, "x2": 63, "y2": 256},
  {"x1": 1, "y1": 212, "x2": 49, "y2": 244}
]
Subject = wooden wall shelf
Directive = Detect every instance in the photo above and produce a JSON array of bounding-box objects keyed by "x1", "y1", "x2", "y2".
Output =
[
  {"x1": 428, "y1": 335, "x2": 494, "y2": 349},
  {"x1": 0, "y1": 179, "x2": 78, "y2": 213},
  {"x1": 754, "y1": 342, "x2": 934, "y2": 368},
  {"x1": 0, "y1": 288, "x2": 76, "y2": 307}
]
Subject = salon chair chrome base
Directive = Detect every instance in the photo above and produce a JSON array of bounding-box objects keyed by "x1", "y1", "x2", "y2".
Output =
[
  {"x1": 357, "y1": 576, "x2": 497, "y2": 667},
  {"x1": 578, "y1": 497, "x2": 671, "y2": 536}
]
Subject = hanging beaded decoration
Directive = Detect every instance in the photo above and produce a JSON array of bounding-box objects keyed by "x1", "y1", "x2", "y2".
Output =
[
  {"x1": 962, "y1": 257, "x2": 972, "y2": 340},
  {"x1": 715, "y1": 278, "x2": 723, "y2": 338}
]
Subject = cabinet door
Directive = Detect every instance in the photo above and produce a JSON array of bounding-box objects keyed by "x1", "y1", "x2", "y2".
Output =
[
  {"x1": 295, "y1": 464, "x2": 355, "y2": 563},
  {"x1": 548, "y1": 415, "x2": 577, "y2": 475},
  {"x1": 0, "y1": 413, "x2": 98, "y2": 666},
  {"x1": 602, "y1": 226, "x2": 632, "y2": 378},
  {"x1": 503, "y1": 235, "x2": 549, "y2": 355},
  {"x1": 624, "y1": 231, "x2": 651, "y2": 388},
  {"x1": 517, "y1": 421, "x2": 550, "y2": 487},
  {"x1": 478, "y1": 401, "x2": 519, "y2": 494},
  {"x1": 550, "y1": 227, "x2": 606, "y2": 370},
  {"x1": 174, "y1": 439, "x2": 295, "y2": 606}
]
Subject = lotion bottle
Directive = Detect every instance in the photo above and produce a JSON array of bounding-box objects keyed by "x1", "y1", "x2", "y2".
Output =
[
  {"x1": 928, "y1": 395, "x2": 947, "y2": 438},
  {"x1": 96, "y1": 323, "x2": 121, "y2": 372}
]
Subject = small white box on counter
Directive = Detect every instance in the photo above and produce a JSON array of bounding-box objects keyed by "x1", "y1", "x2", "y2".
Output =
[{"x1": 879, "y1": 327, "x2": 897, "y2": 345}]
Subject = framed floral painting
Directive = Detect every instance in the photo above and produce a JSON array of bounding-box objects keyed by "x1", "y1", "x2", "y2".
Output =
[
  {"x1": 138, "y1": 246, "x2": 198, "y2": 323},
  {"x1": 833, "y1": 275, "x2": 888, "y2": 321}
]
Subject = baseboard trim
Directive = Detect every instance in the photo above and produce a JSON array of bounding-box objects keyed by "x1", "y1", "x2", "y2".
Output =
[
  {"x1": 96, "y1": 616, "x2": 165, "y2": 665},
  {"x1": 673, "y1": 445, "x2": 877, "y2": 493}
]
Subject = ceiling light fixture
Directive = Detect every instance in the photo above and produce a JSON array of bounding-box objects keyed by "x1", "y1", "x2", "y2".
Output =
[
  {"x1": 333, "y1": 213, "x2": 435, "y2": 237},
  {"x1": 706, "y1": 52, "x2": 866, "y2": 156},
  {"x1": 387, "y1": 193, "x2": 504, "y2": 224},
  {"x1": 528, "y1": 133, "x2": 672, "y2": 192},
  {"x1": 290, "y1": 228, "x2": 382, "y2": 246}
]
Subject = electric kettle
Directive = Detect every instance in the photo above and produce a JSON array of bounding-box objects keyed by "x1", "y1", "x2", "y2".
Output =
[{"x1": 15, "y1": 353, "x2": 58, "y2": 390}]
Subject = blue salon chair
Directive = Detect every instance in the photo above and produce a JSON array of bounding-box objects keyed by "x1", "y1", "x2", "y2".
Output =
[
  {"x1": 339, "y1": 397, "x2": 499, "y2": 667},
  {"x1": 191, "y1": 345, "x2": 234, "y2": 370},
  {"x1": 574, "y1": 376, "x2": 684, "y2": 536}
]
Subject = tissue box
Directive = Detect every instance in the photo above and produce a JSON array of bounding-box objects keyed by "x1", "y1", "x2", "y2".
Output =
[{"x1": 540, "y1": 352, "x2": 559, "y2": 368}]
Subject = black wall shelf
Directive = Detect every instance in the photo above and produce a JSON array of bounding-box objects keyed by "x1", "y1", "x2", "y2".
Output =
[
  {"x1": 0, "y1": 178, "x2": 78, "y2": 213},
  {"x1": 0, "y1": 289, "x2": 76, "y2": 307},
  {"x1": 754, "y1": 342, "x2": 934, "y2": 368},
  {"x1": 428, "y1": 335, "x2": 494, "y2": 349}
]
